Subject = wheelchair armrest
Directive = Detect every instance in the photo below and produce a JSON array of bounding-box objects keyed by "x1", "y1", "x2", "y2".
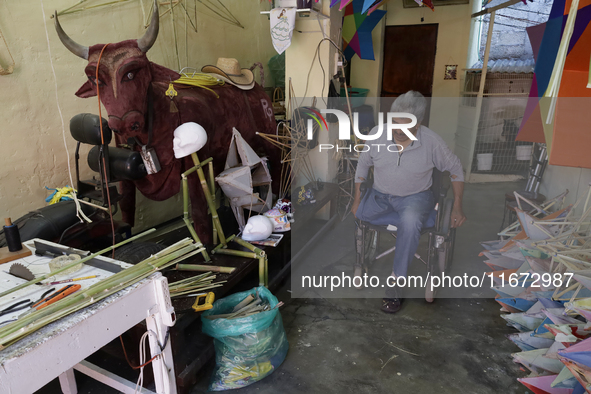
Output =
[
  {"x1": 359, "y1": 181, "x2": 371, "y2": 198},
  {"x1": 437, "y1": 185, "x2": 449, "y2": 201}
]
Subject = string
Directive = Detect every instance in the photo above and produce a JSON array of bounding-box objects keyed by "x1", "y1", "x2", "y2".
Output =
[
  {"x1": 39, "y1": 0, "x2": 92, "y2": 224},
  {"x1": 0, "y1": 25, "x2": 15, "y2": 75}
]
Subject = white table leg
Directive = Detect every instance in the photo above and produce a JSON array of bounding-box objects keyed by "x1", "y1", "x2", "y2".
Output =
[
  {"x1": 58, "y1": 368, "x2": 77, "y2": 394},
  {"x1": 146, "y1": 277, "x2": 177, "y2": 394},
  {"x1": 146, "y1": 313, "x2": 176, "y2": 394}
]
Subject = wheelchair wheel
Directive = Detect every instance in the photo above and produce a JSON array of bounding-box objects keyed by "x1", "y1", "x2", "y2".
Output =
[
  {"x1": 364, "y1": 228, "x2": 378, "y2": 265},
  {"x1": 437, "y1": 199, "x2": 456, "y2": 273},
  {"x1": 448, "y1": 228, "x2": 456, "y2": 265},
  {"x1": 355, "y1": 223, "x2": 378, "y2": 272},
  {"x1": 441, "y1": 199, "x2": 454, "y2": 235},
  {"x1": 437, "y1": 226, "x2": 457, "y2": 272}
]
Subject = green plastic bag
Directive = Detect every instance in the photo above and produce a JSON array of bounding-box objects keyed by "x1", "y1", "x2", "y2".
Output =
[{"x1": 201, "y1": 286, "x2": 289, "y2": 391}]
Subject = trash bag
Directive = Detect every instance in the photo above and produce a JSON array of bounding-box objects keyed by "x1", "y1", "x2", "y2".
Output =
[{"x1": 201, "y1": 286, "x2": 289, "y2": 391}]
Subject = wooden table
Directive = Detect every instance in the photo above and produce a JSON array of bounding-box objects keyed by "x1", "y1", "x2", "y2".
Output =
[{"x1": 0, "y1": 240, "x2": 177, "y2": 394}]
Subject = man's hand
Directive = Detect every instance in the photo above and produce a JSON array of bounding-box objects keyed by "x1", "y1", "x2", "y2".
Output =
[
  {"x1": 451, "y1": 206, "x2": 466, "y2": 228},
  {"x1": 351, "y1": 199, "x2": 360, "y2": 217},
  {"x1": 450, "y1": 181, "x2": 466, "y2": 228}
]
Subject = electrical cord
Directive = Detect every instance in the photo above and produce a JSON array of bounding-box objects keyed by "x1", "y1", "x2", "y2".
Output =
[
  {"x1": 39, "y1": 0, "x2": 92, "y2": 224},
  {"x1": 303, "y1": 37, "x2": 347, "y2": 101},
  {"x1": 133, "y1": 329, "x2": 171, "y2": 394},
  {"x1": 119, "y1": 326, "x2": 170, "y2": 368}
]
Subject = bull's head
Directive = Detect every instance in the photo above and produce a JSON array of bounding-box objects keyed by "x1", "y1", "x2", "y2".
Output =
[{"x1": 54, "y1": 0, "x2": 175, "y2": 138}]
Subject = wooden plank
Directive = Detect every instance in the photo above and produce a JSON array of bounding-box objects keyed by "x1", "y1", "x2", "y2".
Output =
[
  {"x1": 464, "y1": 11, "x2": 496, "y2": 181},
  {"x1": 0, "y1": 245, "x2": 31, "y2": 265},
  {"x1": 58, "y1": 369, "x2": 77, "y2": 394},
  {"x1": 75, "y1": 360, "x2": 155, "y2": 394}
]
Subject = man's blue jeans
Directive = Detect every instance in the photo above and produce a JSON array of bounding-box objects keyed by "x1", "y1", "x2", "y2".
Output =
[{"x1": 356, "y1": 188, "x2": 435, "y2": 279}]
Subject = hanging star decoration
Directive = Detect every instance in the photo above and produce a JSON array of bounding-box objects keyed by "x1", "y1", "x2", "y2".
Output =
[
  {"x1": 413, "y1": 0, "x2": 435, "y2": 11},
  {"x1": 342, "y1": 0, "x2": 387, "y2": 61},
  {"x1": 331, "y1": 0, "x2": 395, "y2": 15},
  {"x1": 362, "y1": 0, "x2": 388, "y2": 14}
]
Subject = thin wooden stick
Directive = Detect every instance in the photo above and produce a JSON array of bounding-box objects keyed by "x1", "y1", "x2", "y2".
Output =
[
  {"x1": 0, "y1": 228, "x2": 156, "y2": 299},
  {"x1": 176, "y1": 264, "x2": 235, "y2": 274}
]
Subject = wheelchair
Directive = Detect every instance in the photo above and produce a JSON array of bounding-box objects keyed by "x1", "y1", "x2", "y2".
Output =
[{"x1": 354, "y1": 169, "x2": 457, "y2": 301}]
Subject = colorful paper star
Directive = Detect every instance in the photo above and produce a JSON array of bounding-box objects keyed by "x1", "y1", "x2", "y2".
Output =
[
  {"x1": 342, "y1": 0, "x2": 387, "y2": 61},
  {"x1": 333, "y1": 0, "x2": 388, "y2": 14},
  {"x1": 339, "y1": 0, "x2": 354, "y2": 10},
  {"x1": 362, "y1": 0, "x2": 385, "y2": 14}
]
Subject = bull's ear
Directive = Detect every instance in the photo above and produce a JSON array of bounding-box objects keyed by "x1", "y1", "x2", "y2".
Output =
[
  {"x1": 150, "y1": 62, "x2": 180, "y2": 83},
  {"x1": 75, "y1": 80, "x2": 97, "y2": 98}
]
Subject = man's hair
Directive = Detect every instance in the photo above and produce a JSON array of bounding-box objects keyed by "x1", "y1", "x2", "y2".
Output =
[{"x1": 390, "y1": 91, "x2": 427, "y2": 124}]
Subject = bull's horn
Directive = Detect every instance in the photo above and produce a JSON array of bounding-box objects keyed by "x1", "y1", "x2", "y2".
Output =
[
  {"x1": 54, "y1": 11, "x2": 89, "y2": 60},
  {"x1": 137, "y1": 0, "x2": 159, "y2": 53}
]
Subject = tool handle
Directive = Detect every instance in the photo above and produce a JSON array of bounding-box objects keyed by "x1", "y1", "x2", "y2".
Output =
[
  {"x1": 34, "y1": 284, "x2": 81, "y2": 310},
  {"x1": 45, "y1": 276, "x2": 97, "y2": 286},
  {"x1": 0, "y1": 299, "x2": 31, "y2": 317},
  {"x1": 191, "y1": 292, "x2": 215, "y2": 312}
]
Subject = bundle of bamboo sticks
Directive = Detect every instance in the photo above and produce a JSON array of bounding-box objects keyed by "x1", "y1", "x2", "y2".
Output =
[
  {"x1": 168, "y1": 272, "x2": 225, "y2": 298},
  {"x1": 0, "y1": 235, "x2": 204, "y2": 349},
  {"x1": 204, "y1": 293, "x2": 284, "y2": 320}
]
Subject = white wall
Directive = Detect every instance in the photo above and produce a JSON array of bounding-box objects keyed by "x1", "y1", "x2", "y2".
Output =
[
  {"x1": 285, "y1": 1, "x2": 340, "y2": 188},
  {"x1": 349, "y1": 0, "x2": 473, "y2": 149},
  {"x1": 0, "y1": 0, "x2": 277, "y2": 231},
  {"x1": 541, "y1": 166, "x2": 591, "y2": 210}
]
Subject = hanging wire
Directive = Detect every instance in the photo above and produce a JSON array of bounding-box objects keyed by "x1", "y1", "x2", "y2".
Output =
[
  {"x1": 197, "y1": 0, "x2": 243, "y2": 28},
  {"x1": 39, "y1": 0, "x2": 92, "y2": 224}
]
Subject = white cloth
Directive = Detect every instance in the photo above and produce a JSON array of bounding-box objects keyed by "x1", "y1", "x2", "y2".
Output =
[{"x1": 270, "y1": 8, "x2": 296, "y2": 54}]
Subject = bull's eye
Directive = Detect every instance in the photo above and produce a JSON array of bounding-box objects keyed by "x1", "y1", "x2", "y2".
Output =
[
  {"x1": 88, "y1": 76, "x2": 103, "y2": 87},
  {"x1": 126, "y1": 72, "x2": 134, "y2": 80}
]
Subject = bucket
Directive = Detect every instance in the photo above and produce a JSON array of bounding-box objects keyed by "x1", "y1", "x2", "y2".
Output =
[
  {"x1": 477, "y1": 153, "x2": 493, "y2": 171},
  {"x1": 516, "y1": 145, "x2": 533, "y2": 161}
]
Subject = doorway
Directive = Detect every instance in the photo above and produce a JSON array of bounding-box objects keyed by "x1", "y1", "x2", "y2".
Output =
[{"x1": 381, "y1": 24, "x2": 438, "y2": 126}]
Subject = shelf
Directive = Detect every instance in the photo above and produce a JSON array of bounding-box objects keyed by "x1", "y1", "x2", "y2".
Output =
[{"x1": 260, "y1": 8, "x2": 329, "y2": 19}]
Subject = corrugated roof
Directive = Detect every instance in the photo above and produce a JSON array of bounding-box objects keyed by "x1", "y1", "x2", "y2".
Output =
[{"x1": 469, "y1": 58, "x2": 535, "y2": 73}]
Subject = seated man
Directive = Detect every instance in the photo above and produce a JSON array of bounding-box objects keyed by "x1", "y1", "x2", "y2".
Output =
[{"x1": 351, "y1": 91, "x2": 467, "y2": 314}]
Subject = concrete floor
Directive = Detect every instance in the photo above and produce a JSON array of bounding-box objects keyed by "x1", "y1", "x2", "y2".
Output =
[{"x1": 38, "y1": 181, "x2": 532, "y2": 393}]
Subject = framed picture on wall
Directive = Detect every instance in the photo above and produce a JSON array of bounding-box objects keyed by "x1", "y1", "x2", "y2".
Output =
[
  {"x1": 403, "y1": 0, "x2": 469, "y2": 8},
  {"x1": 444, "y1": 65, "x2": 458, "y2": 80}
]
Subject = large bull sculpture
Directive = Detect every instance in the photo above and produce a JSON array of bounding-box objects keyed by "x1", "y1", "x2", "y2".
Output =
[{"x1": 54, "y1": 2, "x2": 280, "y2": 244}]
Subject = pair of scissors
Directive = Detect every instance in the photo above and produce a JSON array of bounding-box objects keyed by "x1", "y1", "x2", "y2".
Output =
[
  {"x1": 0, "y1": 288, "x2": 56, "y2": 318},
  {"x1": 0, "y1": 284, "x2": 81, "y2": 325}
]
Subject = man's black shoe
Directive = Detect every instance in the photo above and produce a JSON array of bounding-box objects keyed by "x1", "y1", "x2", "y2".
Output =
[{"x1": 381, "y1": 297, "x2": 403, "y2": 313}]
